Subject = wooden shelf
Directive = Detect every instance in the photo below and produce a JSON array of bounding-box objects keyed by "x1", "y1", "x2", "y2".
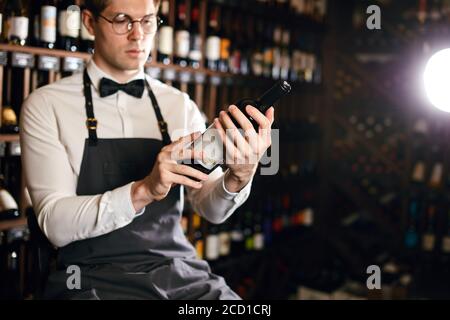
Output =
[
  {"x1": 0, "y1": 217, "x2": 27, "y2": 232},
  {"x1": 0, "y1": 43, "x2": 90, "y2": 61},
  {"x1": 0, "y1": 134, "x2": 20, "y2": 142},
  {"x1": 0, "y1": 44, "x2": 321, "y2": 89}
]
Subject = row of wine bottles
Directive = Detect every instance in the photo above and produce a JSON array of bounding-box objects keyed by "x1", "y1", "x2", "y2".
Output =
[
  {"x1": 404, "y1": 193, "x2": 450, "y2": 253},
  {"x1": 1, "y1": 0, "x2": 94, "y2": 53},
  {"x1": 181, "y1": 187, "x2": 315, "y2": 262},
  {"x1": 153, "y1": 0, "x2": 322, "y2": 82}
]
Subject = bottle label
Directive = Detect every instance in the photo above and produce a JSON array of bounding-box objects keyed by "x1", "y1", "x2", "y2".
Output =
[
  {"x1": 205, "y1": 234, "x2": 219, "y2": 260},
  {"x1": 252, "y1": 52, "x2": 264, "y2": 76},
  {"x1": 253, "y1": 233, "x2": 264, "y2": 250},
  {"x1": 422, "y1": 233, "x2": 435, "y2": 251},
  {"x1": 34, "y1": 14, "x2": 40, "y2": 41},
  {"x1": 442, "y1": 236, "x2": 450, "y2": 253},
  {"x1": 0, "y1": 189, "x2": 19, "y2": 211},
  {"x1": 195, "y1": 239, "x2": 204, "y2": 259},
  {"x1": 430, "y1": 163, "x2": 443, "y2": 187},
  {"x1": 206, "y1": 36, "x2": 221, "y2": 61},
  {"x1": 218, "y1": 232, "x2": 231, "y2": 256},
  {"x1": 175, "y1": 30, "x2": 190, "y2": 58},
  {"x1": 81, "y1": 21, "x2": 95, "y2": 41},
  {"x1": 158, "y1": 26, "x2": 174, "y2": 55},
  {"x1": 8, "y1": 17, "x2": 29, "y2": 41},
  {"x1": 189, "y1": 34, "x2": 202, "y2": 62},
  {"x1": 220, "y1": 38, "x2": 231, "y2": 60},
  {"x1": 59, "y1": 10, "x2": 81, "y2": 38},
  {"x1": 41, "y1": 6, "x2": 57, "y2": 43},
  {"x1": 188, "y1": 123, "x2": 224, "y2": 170}
]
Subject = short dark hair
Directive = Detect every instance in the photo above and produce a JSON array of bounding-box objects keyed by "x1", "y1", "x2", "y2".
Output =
[{"x1": 84, "y1": 0, "x2": 161, "y2": 17}]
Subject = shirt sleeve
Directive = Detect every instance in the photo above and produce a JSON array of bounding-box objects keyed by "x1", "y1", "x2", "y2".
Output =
[
  {"x1": 20, "y1": 90, "x2": 141, "y2": 248},
  {"x1": 183, "y1": 97, "x2": 253, "y2": 224}
]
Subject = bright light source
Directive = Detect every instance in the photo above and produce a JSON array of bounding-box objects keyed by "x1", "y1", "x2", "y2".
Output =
[{"x1": 424, "y1": 48, "x2": 450, "y2": 113}]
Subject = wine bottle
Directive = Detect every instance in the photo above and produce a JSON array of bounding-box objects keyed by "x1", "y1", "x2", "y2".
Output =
[
  {"x1": 6, "y1": 0, "x2": 29, "y2": 46},
  {"x1": 192, "y1": 212, "x2": 204, "y2": 259},
  {"x1": 422, "y1": 202, "x2": 436, "y2": 252},
  {"x1": 205, "y1": 223, "x2": 219, "y2": 261},
  {"x1": 188, "y1": 0, "x2": 202, "y2": 69},
  {"x1": 218, "y1": 8, "x2": 230, "y2": 73},
  {"x1": 174, "y1": 0, "x2": 189, "y2": 67},
  {"x1": 218, "y1": 222, "x2": 231, "y2": 258},
  {"x1": 58, "y1": 0, "x2": 80, "y2": 52},
  {"x1": 156, "y1": 0, "x2": 173, "y2": 65},
  {"x1": 40, "y1": 0, "x2": 57, "y2": 49},
  {"x1": 0, "y1": 175, "x2": 20, "y2": 221},
  {"x1": 184, "y1": 80, "x2": 291, "y2": 174},
  {"x1": 205, "y1": 5, "x2": 221, "y2": 71},
  {"x1": 442, "y1": 208, "x2": 450, "y2": 254}
]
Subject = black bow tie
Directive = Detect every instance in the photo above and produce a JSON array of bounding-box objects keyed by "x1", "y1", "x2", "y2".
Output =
[{"x1": 99, "y1": 77, "x2": 145, "y2": 98}]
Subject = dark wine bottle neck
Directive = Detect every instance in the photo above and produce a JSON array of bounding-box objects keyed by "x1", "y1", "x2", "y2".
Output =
[{"x1": 257, "y1": 80, "x2": 291, "y2": 112}]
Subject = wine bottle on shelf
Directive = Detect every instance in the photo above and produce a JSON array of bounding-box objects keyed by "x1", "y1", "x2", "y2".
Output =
[
  {"x1": 442, "y1": 207, "x2": 450, "y2": 254},
  {"x1": 243, "y1": 210, "x2": 254, "y2": 251},
  {"x1": 188, "y1": 0, "x2": 202, "y2": 69},
  {"x1": 205, "y1": 4, "x2": 221, "y2": 71},
  {"x1": 271, "y1": 24, "x2": 282, "y2": 79},
  {"x1": 0, "y1": 175, "x2": 20, "y2": 221},
  {"x1": 156, "y1": 0, "x2": 173, "y2": 65},
  {"x1": 280, "y1": 28, "x2": 291, "y2": 80},
  {"x1": 253, "y1": 211, "x2": 265, "y2": 251},
  {"x1": 191, "y1": 212, "x2": 204, "y2": 259},
  {"x1": 40, "y1": 0, "x2": 57, "y2": 49},
  {"x1": 229, "y1": 8, "x2": 242, "y2": 75},
  {"x1": 174, "y1": 0, "x2": 190, "y2": 67},
  {"x1": 229, "y1": 214, "x2": 245, "y2": 256},
  {"x1": 422, "y1": 201, "x2": 436, "y2": 252},
  {"x1": 428, "y1": 144, "x2": 443, "y2": 189},
  {"x1": 251, "y1": 19, "x2": 264, "y2": 77},
  {"x1": 205, "y1": 223, "x2": 220, "y2": 261},
  {"x1": 58, "y1": 0, "x2": 80, "y2": 52},
  {"x1": 218, "y1": 8, "x2": 230, "y2": 73},
  {"x1": 184, "y1": 80, "x2": 291, "y2": 175},
  {"x1": 218, "y1": 221, "x2": 231, "y2": 259},
  {"x1": 263, "y1": 22, "x2": 274, "y2": 78},
  {"x1": 5, "y1": 0, "x2": 29, "y2": 46},
  {"x1": 29, "y1": 0, "x2": 40, "y2": 47}
]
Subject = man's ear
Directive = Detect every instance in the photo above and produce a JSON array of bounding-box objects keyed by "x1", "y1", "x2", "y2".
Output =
[{"x1": 82, "y1": 10, "x2": 96, "y2": 36}]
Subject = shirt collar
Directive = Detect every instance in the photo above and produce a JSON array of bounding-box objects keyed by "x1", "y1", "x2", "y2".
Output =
[{"x1": 86, "y1": 59, "x2": 146, "y2": 92}]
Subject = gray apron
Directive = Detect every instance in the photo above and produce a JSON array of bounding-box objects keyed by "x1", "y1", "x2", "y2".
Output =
[{"x1": 43, "y1": 70, "x2": 241, "y2": 300}]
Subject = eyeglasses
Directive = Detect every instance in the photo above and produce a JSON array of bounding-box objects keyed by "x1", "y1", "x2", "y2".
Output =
[{"x1": 98, "y1": 13, "x2": 162, "y2": 35}]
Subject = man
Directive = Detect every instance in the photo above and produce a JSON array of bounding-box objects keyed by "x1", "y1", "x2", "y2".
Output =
[{"x1": 20, "y1": 0, "x2": 275, "y2": 300}]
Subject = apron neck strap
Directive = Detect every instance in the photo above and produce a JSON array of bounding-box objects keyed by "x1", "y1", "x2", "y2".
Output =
[{"x1": 82, "y1": 69, "x2": 172, "y2": 146}]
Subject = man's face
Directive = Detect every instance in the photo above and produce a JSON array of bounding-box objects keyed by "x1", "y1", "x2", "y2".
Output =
[{"x1": 92, "y1": 0, "x2": 157, "y2": 72}]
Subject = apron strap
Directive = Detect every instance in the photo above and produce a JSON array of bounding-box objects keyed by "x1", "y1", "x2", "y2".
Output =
[
  {"x1": 82, "y1": 69, "x2": 172, "y2": 147},
  {"x1": 145, "y1": 80, "x2": 172, "y2": 146},
  {"x1": 83, "y1": 69, "x2": 98, "y2": 146}
]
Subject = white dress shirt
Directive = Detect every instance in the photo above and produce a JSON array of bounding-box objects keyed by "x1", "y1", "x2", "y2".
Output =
[{"x1": 20, "y1": 60, "x2": 252, "y2": 248}]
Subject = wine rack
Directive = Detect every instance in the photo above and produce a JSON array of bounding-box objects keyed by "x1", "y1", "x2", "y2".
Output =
[{"x1": 0, "y1": 0, "x2": 327, "y2": 299}]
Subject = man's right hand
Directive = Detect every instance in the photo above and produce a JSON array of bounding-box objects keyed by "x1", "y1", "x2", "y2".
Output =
[{"x1": 131, "y1": 132, "x2": 209, "y2": 212}]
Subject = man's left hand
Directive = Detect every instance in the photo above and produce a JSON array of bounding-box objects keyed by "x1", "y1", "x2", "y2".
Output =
[{"x1": 213, "y1": 104, "x2": 275, "y2": 193}]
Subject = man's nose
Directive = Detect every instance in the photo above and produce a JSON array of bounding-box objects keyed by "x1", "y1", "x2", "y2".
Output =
[{"x1": 128, "y1": 21, "x2": 145, "y2": 40}]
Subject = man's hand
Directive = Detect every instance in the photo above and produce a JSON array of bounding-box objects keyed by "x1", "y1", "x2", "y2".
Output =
[
  {"x1": 131, "y1": 132, "x2": 209, "y2": 212},
  {"x1": 214, "y1": 105, "x2": 275, "y2": 193}
]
